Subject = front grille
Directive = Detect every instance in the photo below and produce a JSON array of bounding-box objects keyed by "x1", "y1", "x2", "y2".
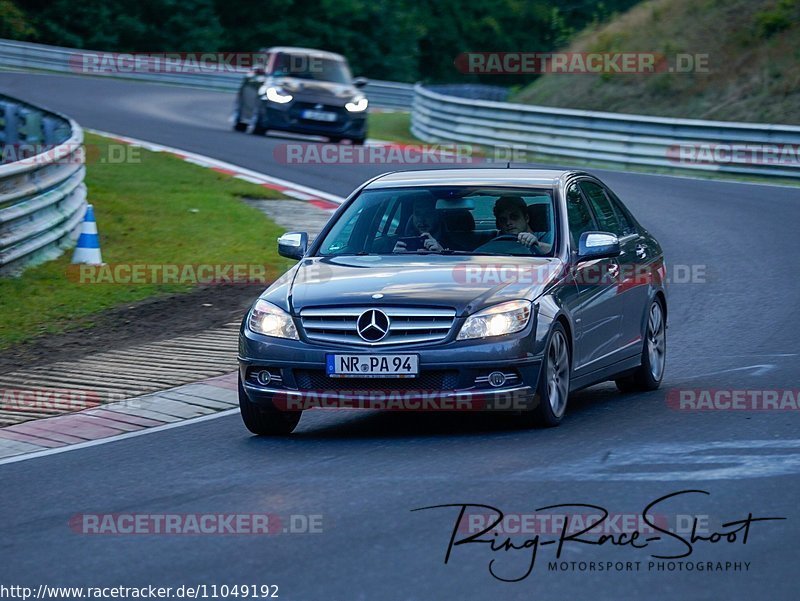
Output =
[
  {"x1": 294, "y1": 369, "x2": 460, "y2": 391},
  {"x1": 300, "y1": 306, "x2": 456, "y2": 346}
]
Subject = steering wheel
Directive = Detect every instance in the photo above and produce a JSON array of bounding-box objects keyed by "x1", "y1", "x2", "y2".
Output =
[{"x1": 487, "y1": 232, "x2": 544, "y2": 255}]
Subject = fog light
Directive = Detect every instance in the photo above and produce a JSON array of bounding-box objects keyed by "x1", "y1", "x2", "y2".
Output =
[
  {"x1": 488, "y1": 371, "x2": 506, "y2": 387},
  {"x1": 256, "y1": 370, "x2": 272, "y2": 386}
]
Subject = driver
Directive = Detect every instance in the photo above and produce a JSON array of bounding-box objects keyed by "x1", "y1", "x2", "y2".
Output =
[{"x1": 482, "y1": 195, "x2": 553, "y2": 254}]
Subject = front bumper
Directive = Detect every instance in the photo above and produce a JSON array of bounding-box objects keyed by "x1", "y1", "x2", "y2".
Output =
[
  {"x1": 238, "y1": 323, "x2": 544, "y2": 412},
  {"x1": 261, "y1": 99, "x2": 367, "y2": 138}
]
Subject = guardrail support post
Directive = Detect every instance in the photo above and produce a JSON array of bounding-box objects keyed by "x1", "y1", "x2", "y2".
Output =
[{"x1": 0, "y1": 102, "x2": 19, "y2": 145}]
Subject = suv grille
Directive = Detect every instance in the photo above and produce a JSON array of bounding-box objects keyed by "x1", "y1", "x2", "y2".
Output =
[{"x1": 300, "y1": 306, "x2": 456, "y2": 346}]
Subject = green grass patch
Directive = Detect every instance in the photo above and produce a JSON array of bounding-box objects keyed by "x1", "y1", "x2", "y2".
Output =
[
  {"x1": 368, "y1": 111, "x2": 419, "y2": 144},
  {"x1": 0, "y1": 132, "x2": 286, "y2": 348}
]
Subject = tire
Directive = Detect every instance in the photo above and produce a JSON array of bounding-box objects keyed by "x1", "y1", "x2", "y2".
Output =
[
  {"x1": 238, "y1": 374, "x2": 301, "y2": 435},
  {"x1": 248, "y1": 106, "x2": 268, "y2": 136},
  {"x1": 232, "y1": 108, "x2": 247, "y2": 132},
  {"x1": 520, "y1": 322, "x2": 570, "y2": 428},
  {"x1": 615, "y1": 297, "x2": 666, "y2": 392},
  {"x1": 351, "y1": 137, "x2": 366, "y2": 145},
  {"x1": 329, "y1": 136, "x2": 343, "y2": 143}
]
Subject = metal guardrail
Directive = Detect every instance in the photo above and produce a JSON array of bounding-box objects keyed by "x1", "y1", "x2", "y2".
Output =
[
  {"x1": 0, "y1": 39, "x2": 414, "y2": 111},
  {"x1": 411, "y1": 84, "x2": 800, "y2": 179},
  {"x1": 0, "y1": 94, "x2": 86, "y2": 275}
]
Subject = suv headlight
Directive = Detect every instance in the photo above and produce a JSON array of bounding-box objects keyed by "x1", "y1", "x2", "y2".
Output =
[
  {"x1": 345, "y1": 96, "x2": 368, "y2": 112},
  {"x1": 260, "y1": 85, "x2": 293, "y2": 104},
  {"x1": 248, "y1": 299, "x2": 298, "y2": 339},
  {"x1": 457, "y1": 300, "x2": 532, "y2": 340}
]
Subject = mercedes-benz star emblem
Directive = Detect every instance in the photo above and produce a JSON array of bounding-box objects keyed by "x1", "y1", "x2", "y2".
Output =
[{"x1": 356, "y1": 309, "x2": 390, "y2": 342}]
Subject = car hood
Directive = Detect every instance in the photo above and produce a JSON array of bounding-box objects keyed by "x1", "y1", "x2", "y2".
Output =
[
  {"x1": 261, "y1": 255, "x2": 565, "y2": 316},
  {"x1": 274, "y1": 77, "x2": 360, "y2": 104}
]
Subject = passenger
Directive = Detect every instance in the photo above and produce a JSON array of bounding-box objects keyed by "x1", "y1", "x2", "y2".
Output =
[{"x1": 393, "y1": 194, "x2": 447, "y2": 252}]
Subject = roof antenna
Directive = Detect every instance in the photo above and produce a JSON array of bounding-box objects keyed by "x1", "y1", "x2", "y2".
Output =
[{"x1": 506, "y1": 161, "x2": 511, "y2": 168}]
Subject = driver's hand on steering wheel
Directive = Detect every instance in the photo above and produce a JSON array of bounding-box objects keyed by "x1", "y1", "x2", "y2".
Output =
[
  {"x1": 420, "y1": 232, "x2": 443, "y2": 252},
  {"x1": 517, "y1": 232, "x2": 539, "y2": 248}
]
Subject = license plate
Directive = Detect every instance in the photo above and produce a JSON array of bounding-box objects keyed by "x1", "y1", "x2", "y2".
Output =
[
  {"x1": 326, "y1": 354, "x2": 419, "y2": 378},
  {"x1": 302, "y1": 109, "x2": 337, "y2": 122}
]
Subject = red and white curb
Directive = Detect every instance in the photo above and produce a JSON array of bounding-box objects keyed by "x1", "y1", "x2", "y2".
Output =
[
  {"x1": 87, "y1": 128, "x2": 344, "y2": 210},
  {"x1": 0, "y1": 371, "x2": 240, "y2": 465}
]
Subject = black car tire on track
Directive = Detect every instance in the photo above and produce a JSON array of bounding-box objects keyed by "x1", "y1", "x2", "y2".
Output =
[
  {"x1": 238, "y1": 374, "x2": 302, "y2": 435},
  {"x1": 248, "y1": 106, "x2": 268, "y2": 136},
  {"x1": 616, "y1": 297, "x2": 666, "y2": 393},
  {"x1": 232, "y1": 101, "x2": 247, "y2": 132}
]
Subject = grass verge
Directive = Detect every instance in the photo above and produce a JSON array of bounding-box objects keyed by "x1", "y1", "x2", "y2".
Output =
[
  {"x1": 0, "y1": 132, "x2": 286, "y2": 348},
  {"x1": 368, "y1": 111, "x2": 419, "y2": 144}
]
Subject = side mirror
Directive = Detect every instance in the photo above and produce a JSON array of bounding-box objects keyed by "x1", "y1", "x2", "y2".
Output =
[
  {"x1": 278, "y1": 232, "x2": 308, "y2": 260},
  {"x1": 353, "y1": 76, "x2": 368, "y2": 88},
  {"x1": 577, "y1": 231, "x2": 620, "y2": 262}
]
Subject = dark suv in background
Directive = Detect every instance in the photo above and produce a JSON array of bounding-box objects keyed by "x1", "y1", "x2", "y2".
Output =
[{"x1": 233, "y1": 46, "x2": 368, "y2": 144}]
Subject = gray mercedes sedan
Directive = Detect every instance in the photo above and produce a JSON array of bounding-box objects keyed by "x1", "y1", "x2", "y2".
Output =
[{"x1": 238, "y1": 169, "x2": 667, "y2": 434}]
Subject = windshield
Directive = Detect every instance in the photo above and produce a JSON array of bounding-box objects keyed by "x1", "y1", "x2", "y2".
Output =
[
  {"x1": 272, "y1": 53, "x2": 352, "y2": 84},
  {"x1": 316, "y1": 186, "x2": 557, "y2": 257}
]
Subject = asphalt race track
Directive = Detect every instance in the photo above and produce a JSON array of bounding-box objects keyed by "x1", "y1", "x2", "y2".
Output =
[{"x1": 1, "y1": 72, "x2": 799, "y2": 600}]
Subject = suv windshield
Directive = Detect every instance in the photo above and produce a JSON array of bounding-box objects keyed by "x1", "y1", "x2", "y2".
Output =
[
  {"x1": 316, "y1": 186, "x2": 557, "y2": 257},
  {"x1": 272, "y1": 53, "x2": 352, "y2": 84}
]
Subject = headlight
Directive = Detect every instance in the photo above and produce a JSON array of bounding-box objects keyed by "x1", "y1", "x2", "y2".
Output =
[
  {"x1": 248, "y1": 299, "x2": 298, "y2": 339},
  {"x1": 345, "y1": 96, "x2": 368, "y2": 112},
  {"x1": 260, "y1": 85, "x2": 293, "y2": 104},
  {"x1": 457, "y1": 300, "x2": 532, "y2": 341}
]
